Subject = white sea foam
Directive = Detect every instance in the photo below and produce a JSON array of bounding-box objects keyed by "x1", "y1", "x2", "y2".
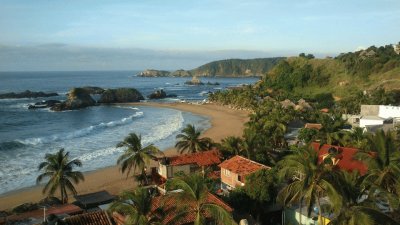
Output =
[
  {"x1": 16, "y1": 111, "x2": 143, "y2": 146},
  {"x1": 142, "y1": 111, "x2": 184, "y2": 145}
]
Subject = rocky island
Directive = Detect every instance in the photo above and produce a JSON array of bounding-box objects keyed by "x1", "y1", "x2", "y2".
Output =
[{"x1": 0, "y1": 90, "x2": 58, "y2": 99}]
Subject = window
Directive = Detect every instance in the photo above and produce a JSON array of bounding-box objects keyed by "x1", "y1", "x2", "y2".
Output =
[{"x1": 224, "y1": 169, "x2": 231, "y2": 177}]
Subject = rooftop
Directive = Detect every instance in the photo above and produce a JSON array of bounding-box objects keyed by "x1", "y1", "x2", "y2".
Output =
[
  {"x1": 151, "y1": 192, "x2": 233, "y2": 225},
  {"x1": 162, "y1": 150, "x2": 222, "y2": 167},
  {"x1": 64, "y1": 211, "x2": 113, "y2": 225},
  {"x1": 218, "y1": 155, "x2": 269, "y2": 175},
  {"x1": 74, "y1": 190, "x2": 115, "y2": 209},
  {"x1": 311, "y1": 143, "x2": 367, "y2": 175},
  {"x1": 304, "y1": 123, "x2": 323, "y2": 130}
]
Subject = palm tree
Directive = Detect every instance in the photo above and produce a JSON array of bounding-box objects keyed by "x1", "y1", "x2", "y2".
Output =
[
  {"x1": 355, "y1": 130, "x2": 400, "y2": 208},
  {"x1": 277, "y1": 146, "x2": 342, "y2": 225},
  {"x1": 166, "y1": 173, "x2": 235, "y2": 225},
  {"x1": 221, "y1": 136, "x2": 245, "y2": 158},
  {"x1": 328, "y1": 171, "x2": 399, "y2": 225},
  {"x1": 110, "y1": 187, "x2": 180, "y2": 225},
  {"x1": 37, "y1": 148, "x2": 84, "y2": 204},
  {"x1": 175, "y1": 124, "x2": 212, "y2": 154},
  {"x1": 117, "y1": 133, "x2": 162, "y2": 185}
]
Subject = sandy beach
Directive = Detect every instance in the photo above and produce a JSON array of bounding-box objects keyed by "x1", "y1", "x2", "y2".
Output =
[{"x1": 0, "y1": 102, "x2": 249, "y2": 211}]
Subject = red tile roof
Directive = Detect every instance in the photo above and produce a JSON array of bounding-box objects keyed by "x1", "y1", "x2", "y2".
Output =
[
  {"x1": 218, "y1": 155, "x2": 269, "y2": 175},
  {"x1": 167, "y1": 150, "x2": 222, "y2": 167},
  {"x1": 311, "y1": 142, "x2": 367, "y2": 175},
  {"x1": 151, "y1": 192, "x2": 233, "y2": 225},
  {"x1": 304, "y1": 123, "x2": 323, "y2": 130},
  {"x1": 64, "y1": 211, "x2": 112, "y2": 225}
]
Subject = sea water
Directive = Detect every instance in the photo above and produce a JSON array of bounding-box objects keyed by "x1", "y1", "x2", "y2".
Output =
[{"x1": 0, "y1": 71, "x2": 258, "y2": 194}]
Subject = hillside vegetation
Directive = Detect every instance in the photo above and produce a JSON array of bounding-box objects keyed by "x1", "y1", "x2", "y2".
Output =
[
  {"x1": 190, "y1": 57, "x2": 284, "y2": 77},
  {"x1": 211, "y1": 42, "x2": 400, "y2": 113}
]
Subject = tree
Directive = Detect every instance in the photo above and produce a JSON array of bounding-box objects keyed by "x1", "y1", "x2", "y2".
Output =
[
  {"x1": 37, "y1": 148, "x2": 84, "y2": 204},
  {"x1": 355, "y1": 130, "x2": 400, "y2": 209},
  {"x1": 328, "y1": 171, "x2": 399, "y2": 225},
  {"x1": 277, "y1": 146, "x2": 342, "y2": 225},
  {"x1": 110, "y1": 187, "x2": 180, "y2": 225},
  {"x1": 220, "y1": 136, "x2": 246, "y2": 158},
  {"x1": 117, "y1": 133, "x2": 162, "y2": 185},
  {"x1": 166, "y1": 173, "x2": 234, "y2": 225},
  {"x1": 175, "y1": 124, "x2": 212, "y2": 154}
]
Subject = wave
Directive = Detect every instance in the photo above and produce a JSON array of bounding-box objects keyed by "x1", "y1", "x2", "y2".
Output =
[
  {"x1": 0, "y1": 141, "x2": 27, "y2": 151},
  {"x1": 142, "y1": 111, "x2": 184, "y2": 145},
  {"x1": 15, "y1": 111, "x2": 144, "y2": 146}
]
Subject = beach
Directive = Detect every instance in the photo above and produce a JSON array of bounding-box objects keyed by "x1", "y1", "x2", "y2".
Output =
[{"x1": 0, "y1": 102, "x2": 249, "y2": 210}]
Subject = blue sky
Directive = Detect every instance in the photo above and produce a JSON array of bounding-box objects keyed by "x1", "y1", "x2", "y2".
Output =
[{"x1": 0, "y1": 0, "x2": 399, "y2": 71}]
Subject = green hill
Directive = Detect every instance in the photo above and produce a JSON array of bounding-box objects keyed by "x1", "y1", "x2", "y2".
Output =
[
  {"x1": 259, "y1": 43, "x2": 400, "y2": 99},
  {"x1": 189, "y1": 57, "x2": 284, "y2": 77}
]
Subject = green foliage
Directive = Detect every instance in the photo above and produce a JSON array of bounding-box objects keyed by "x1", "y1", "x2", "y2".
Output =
[
  {"x1": 175, "y1": 124, "x2": 213, "y2": 154},
  {"x1": 191, "y1": 57, "x2": 284, "y2": 76},
  {"x1": 298, "y1": 128, "x2": 318, "y2": 143},
  {"x1": 36, "y1": 148, "x2": 84, "y2": 204},
  {"x1": 208, "y1": 85, "x2": 259, "y2": 109},
  {"x1": 116, "y1": 133, "x2": 162, "y2": 183},
  {"x1": 244, "y1": 168, "x2": 278, "y2": 202}
]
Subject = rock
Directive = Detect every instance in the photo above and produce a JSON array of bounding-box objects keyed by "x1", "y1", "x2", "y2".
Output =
[
  {"x1": 206, "y1": 81, "x2": 220, "y2": 85},
  {"x1": 28, "y1": 100, "x2": 62, "y2": 109},
  {"x1": 0, "y1": 90, "x2": 58, "y2": 99},
  {"x1": 185, "y1": 76, "x2": 204, "y2": 85},
  {"x1": 12, "y1": 203, "x2": 39, "y2": 214},
  {"x1": 51, "y1": 88, "x2": 95, "y2": 111},
  {"x1": 138, "y1": 69, "x2": 171, "y2": 77},
  {"x1": 81, "y1": 86, "x2": 105, "y2": 95},
  {"x1": 148, "y1": 89, "x2": 167, "y2": 99},
  {"x1": 170, "y1": 69, "x2": 191, "y2": 77},
  {"x1": 98, "y1": 88, "x2": 144, "y2": 103}
]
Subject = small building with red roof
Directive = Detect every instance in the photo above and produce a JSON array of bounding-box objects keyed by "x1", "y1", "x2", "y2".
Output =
[
  {"x1": 157, "y1": 150, "x2": 221, "y2": 179},
  {"x1": 304, "y1": 123, "x2": 323, "y2": 130},
  {"x1": 218, "y1": 155, "x2": 270, "y2": 190},
  {"x1": 311, "y1": 142, "x2": 367, "y2": 175}
]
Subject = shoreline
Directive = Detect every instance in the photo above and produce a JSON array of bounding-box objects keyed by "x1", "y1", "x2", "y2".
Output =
[{"x1": 0, "y1": 102, "x2": 249, "y2": 211}]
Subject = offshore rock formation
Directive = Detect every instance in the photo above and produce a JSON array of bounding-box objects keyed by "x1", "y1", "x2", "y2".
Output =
[
  {"x1": 0, "y1": 90, "x2": 58, "y2": 99},
  {"x1": 98, "y1": 88, "x2": 144, "y2": 103},
  {"x1": 51, "y1": 88, "x2": 96, "y2": 111}
]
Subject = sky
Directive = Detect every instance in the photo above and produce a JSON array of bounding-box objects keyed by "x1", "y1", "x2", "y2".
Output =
[{"x1": 0, "y1": 0, "x2": 399, "y2": 71}]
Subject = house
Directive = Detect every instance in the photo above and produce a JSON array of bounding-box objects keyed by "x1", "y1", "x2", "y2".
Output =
[
  {"x1": 311, "y1": 143, "x2": 367, "y2": 175},
  {"x1": 219, "y1": 155, "x2": 270, "y2": 190},
  {"x1": 304, "y1": 123, "x2": 322, "y2": 130},
  {"x1": 359, "y1": 105, "x2": 400, "y2": 128},
  {"x1": 157, "y1": 150, "x2": 222, "y2": 179},
  {"x1": 112, "y1": 189, "x2": 233, "y2": 225},
  {"x1": 74, "y1": 190, "x2": 115, "y2": 210},
  {"x1": 283, "y1": 199, "x2": 332, "y2": 225}
]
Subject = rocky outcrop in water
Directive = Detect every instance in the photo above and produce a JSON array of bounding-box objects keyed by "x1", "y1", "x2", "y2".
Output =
[
  {"x1": 170, "y1": 69, "x2": 191, "y2": 77},
  {"x1": 51, "y1": 88, "x2": 96, "y2": 111},
  {"x1": 0, "y1": 90, "x2": 58, "y2": 99},
  {"x1": 28, "y1": 100, "x2": 62, "y2": 109},
  {"x1": 80, "y1": 86, "x2": 105, "y2": 95},
  {"x1": 147, "y1": 89, "x2": 177, "y2": 99},
  {"x1": 185, "y1": 76, "x2": 204, "y2": 85},
  {"x1": 98, "y1": 88, "x2": 144, "y2": 103},
  {"x1": 138, "y1": 69, "x2": 171, "y2": 77}
]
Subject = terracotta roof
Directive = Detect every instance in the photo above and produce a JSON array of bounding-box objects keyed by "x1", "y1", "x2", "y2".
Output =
[
  {"x1": 6, "y1": 204, "x2": 83, "y2": 222},
  {"x1": 167, "y1": 150, "x2": 222, "y2": 167},
  {"x1": 320, "y1": 108, "x2": 329, "y2": 113},
  {"x1": 311, "y1": 142, "x2": 367, "y2": 175},
  {"x1": 304, "y1": 123, "x2": 323, "y2": 130},
  {"x1": 218, "y1": 155, "x2": 269, "y2": 175},
  {"x1": 151, "y1": 192, "x2": 233, "y2": 225},
  {"x1": 64, "y1": 211, "x2": 112, "y2": 225}
]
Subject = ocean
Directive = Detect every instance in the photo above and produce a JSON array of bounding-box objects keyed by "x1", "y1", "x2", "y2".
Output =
[{"x1": 0, "y1": 71, "x2": 259, "y2": 195}]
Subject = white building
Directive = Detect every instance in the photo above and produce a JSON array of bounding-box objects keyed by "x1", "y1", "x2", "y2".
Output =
[{"x1": 359, "y1": 105, "x2": 400, "y2": 128}]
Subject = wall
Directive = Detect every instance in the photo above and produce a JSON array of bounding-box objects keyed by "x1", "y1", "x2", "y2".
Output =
[
  {"x1": 158, "y1": 164, "x2": 191, "y2": 179},
  {"x1": 360, "y1": 105, "x2": 379, "y2": 116},
  {"x1": 359, "y1": 118, "x2": 384, "y2": 128},
  {"x1": 283, "y1": 209, "x2": 330, "y2": 225},
  {"x1": 220, "y1": 168, "x2": 244, "y2": 189},
  {"x1": 378, "y1": 105, "x2": 400, "y2": 119}
]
